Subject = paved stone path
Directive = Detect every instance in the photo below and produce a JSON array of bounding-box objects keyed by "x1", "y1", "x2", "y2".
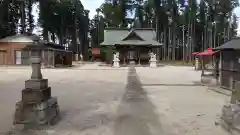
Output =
[{"x1": 114, "y1": 66, "x2": 164, "y2": 135}]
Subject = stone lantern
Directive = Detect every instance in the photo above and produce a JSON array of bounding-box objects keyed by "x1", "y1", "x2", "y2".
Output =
[{"x1": 13, "y1": 39, "x2": 59, "y2": 128}]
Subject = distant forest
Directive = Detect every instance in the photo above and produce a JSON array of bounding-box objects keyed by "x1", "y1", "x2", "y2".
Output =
[{"x1": 0, "y1": 0, "x2": 239, "y2": 61}]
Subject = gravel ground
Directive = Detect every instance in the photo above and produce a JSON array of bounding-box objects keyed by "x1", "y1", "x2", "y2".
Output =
[
  {"x1": 0, "y1": 63, "x2": 230, "y2": 135},
  {"x1": 136, "y1": 66, "x2": 230, "y2": 135}
]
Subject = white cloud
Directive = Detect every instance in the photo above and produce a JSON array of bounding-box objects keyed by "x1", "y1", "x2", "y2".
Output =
[{"x1": 80, "y1": 0, "x2": 104, "y2": 19}]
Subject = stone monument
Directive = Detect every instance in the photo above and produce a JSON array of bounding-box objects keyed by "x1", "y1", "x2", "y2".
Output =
[
  {"x1": 13, "y1": 41, "x2": 59, "y2": 128},
  {"x1": 80, "y1": 54, "x2": 83, "y2": 61},
  {"x1": 75, "y1": 53, "x2": 78, "y2": 61},
  {"x1": 149, "y1": 52, "x2": 157, "y2": 68},
  {"x1": 113, "y1": 52, "x2": 120, "y2": 68},
  {"x1": 195, "y1": 57, "x2": 200, "y2": 70},
  {"x1": 219, "y1": 82, "x2": 240, "y2": 134}
]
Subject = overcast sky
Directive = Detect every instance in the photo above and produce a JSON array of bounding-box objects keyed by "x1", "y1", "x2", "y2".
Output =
[{"x1": 81, "y1": 0, "x2": 104, "y2": 19}]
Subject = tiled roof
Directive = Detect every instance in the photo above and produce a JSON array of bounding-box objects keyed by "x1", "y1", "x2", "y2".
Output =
[
  {"x1": 0, "y1": 34, "x2": 40, "y2": 43},
  {"x1": 100, "y1": 28, "x2": 162, "y2": 46},
  {"x1": 0, "y1": 34, "x2": 65, "y2": 50},
  {"x1": 214, "y1": 37, "x2": 240, "y2": 50},
  {"x1": 215, "y1": 37, "x2": 240, "y2": 50},
  {"x1": 100, "y1": 29, "x2": 128, "y2": 45}
]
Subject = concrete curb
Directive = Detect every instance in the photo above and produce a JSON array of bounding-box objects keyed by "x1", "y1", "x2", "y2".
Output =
[{"x1": 207, "y1": 86, "x2": 232, "y2": 96}]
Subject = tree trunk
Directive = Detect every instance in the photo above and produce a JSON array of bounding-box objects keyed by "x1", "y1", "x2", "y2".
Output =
[
  {"x1": 163, "y1": 26, "x2": 167, "y2": 60},
  {"x1": 182, "y1": 26, "x2": 185, "y2": 61},
  {"x1": 27, "y1": 0, "x2": 34, "y2": 33},
  {"x1": 167, "y1": 27, "x2": 171, "y2": 60},
  {"x1": 71, "y1": 15, "x2": 78, "y2": 54},
  {"x1": 59, "y1": 17, "x2": 64, "y2": 46},
  {"x1": 172, "y1": 24, "x2": 176, "y2": 60},
  {"x1": 20, "y1": 0, "x2": 26, "y2": 34},
  {"x1": 43, "y1": 29, "x2": 48, "y2": 41}
]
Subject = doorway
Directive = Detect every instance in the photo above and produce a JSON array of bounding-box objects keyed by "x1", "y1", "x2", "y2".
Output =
[
  {"x1": 127, "y1": 50, "x2": 138, "y2": 63},
  {"x1": 0, "y1": 49, "x2": 7, "y2": 65},
  {"x1": 15, "y1": 50, "x2": 22, "y2": 65}
]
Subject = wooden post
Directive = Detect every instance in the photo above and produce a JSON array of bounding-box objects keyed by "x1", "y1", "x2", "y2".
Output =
[
  {"x1": 123, "y1": 47, "x2": 126, "y2": 65},
  {"x1": 53, "y1": 51, "x2": 55, "y2": 67},
  {"x1": 230, "y1": 57, "x2": 234, "y2": 90},
  {"x1": 41, "y1": 50, "x2": 44, "y2": 67},
  {"x1": 138, "y1": 47, "x2": 141, "y2": 65},
  {"x1": 219, "y1": 52, "x2": 222, "y2": 86},
  {"x1": 47, "y1": 49, "x2": 50, "y2": 67},
  {"x1": 201, "y1": 56, "x2": 204, "y2": 76}
]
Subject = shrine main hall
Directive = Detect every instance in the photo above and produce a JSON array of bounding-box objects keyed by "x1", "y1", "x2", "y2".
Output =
[{"x1": 100, "y1": 28, "x2": 162, "y2": 65}]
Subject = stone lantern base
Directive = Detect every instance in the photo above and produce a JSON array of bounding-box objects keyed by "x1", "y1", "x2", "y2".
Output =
[
  {"x1": 150, "y1": 60, "x2": 157, "y2": 68},
  {"x1": 113, "y1": 60, "x2": 120, "y2": 68},
  {"x1": 13, "y1": 79, "x2": 59, "y2": 128},
  {"x1": 219, "y1": 102, "x2": 240, "y2": 134}
]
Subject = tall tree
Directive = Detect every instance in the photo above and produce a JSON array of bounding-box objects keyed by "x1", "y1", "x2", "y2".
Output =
[
  {"x1": 100, "y1": 0, "x2": 132, "y2": 28},
  {"x1": 231, "y1": 13, "x2": 238, "y2": 38}
]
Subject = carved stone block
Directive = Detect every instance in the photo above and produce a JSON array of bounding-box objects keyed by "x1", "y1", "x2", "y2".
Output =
[
  {"x1": 14, "y1": 97, "x2": 59, "y2": 126},
  {"x1": 25, "y1": 79, "x2": 48, "y2": 90},
  {"x1": 35, "y1": 97, "x2": 59, "y2": 124},
  {"x1": 220, "y1": 102, "x2": 240, "y2": 134},
  {"x1": 22, "y1": 87, "x2": 51, "y2": 104}
]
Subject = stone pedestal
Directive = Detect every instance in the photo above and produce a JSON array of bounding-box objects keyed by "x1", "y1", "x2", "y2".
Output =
[
  {"x1": 13, "y1": 48, "x2": 59, "y2": 129},
  {"x1": 150, "y1": 60, "x2": 157, "y2": 68},
  {"x1": 14, "y1": 79, "x2": 59, "y2": 127},
  {"x1": 75, "y1": 54, "x2": 78, "y2": 61},
  {"x1": 195, "y1": 57, "x2": 200, "y2": 70},
  {"x1": 14, "y1": 97, "x2": 59, "y2": 126},
  {"x1": 113, "y1": 59, "x2": 120, "y2": 68},
  {"x1": 149, "y1": 52, "x2": 157, "y2": 68},
  {"x1": 113, "y1": 52, "x2": 120, "y2": 68},
  {"x1": 220, "y1": 101, "x2": 240, "y2": 134}
]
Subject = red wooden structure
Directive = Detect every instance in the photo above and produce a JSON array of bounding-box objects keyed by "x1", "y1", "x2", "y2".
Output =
[{"x1": 197, "y1": 48, "x2": 216, "y2": 56}]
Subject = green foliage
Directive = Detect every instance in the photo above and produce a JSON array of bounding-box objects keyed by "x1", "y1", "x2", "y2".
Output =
[
  {"x1": 94, "y1": 0, "x2": 239, "y2": 61},
  {"x1": 0, "y1": 0, "x2": 20, "y2": 38},
  {"x1": 231, "y1": 13, "x2": 238, "y2": 37},
  {"x1": 99, "y1": 0, "x2": 133, "y2": 27},
  {"x1": 0, "y1": 0, "x2": 239, "y2": 61},
  {"x1": 0, "y1": 0, "x2": 89, "y2": 57}
]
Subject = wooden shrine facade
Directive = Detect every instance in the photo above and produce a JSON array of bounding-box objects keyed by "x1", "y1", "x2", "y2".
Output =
[{"x1": 100, "y1": 28, "x2": 162, "y2": 64}]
